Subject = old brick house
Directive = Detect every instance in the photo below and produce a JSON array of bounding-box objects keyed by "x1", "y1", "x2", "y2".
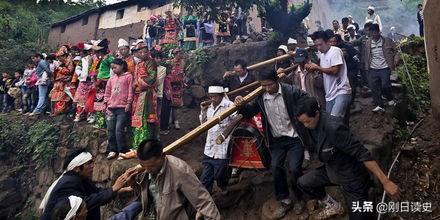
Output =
[{"x1": 48, "y1": 0, "x2": 174, "y2": 51}]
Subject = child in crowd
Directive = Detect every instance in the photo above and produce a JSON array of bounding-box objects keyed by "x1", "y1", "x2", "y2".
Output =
[
  {"x1": 1, "y1": 72, "x2": 13, "y2": 113},
  {"x1": 10, "y1": 71, "x2": 24, "y2": 111},
  {"x1": 23, "y1": 63, "x2": 38, "y2": 113},
  {"x1": 104, "y1": 58, "x2": 133, "y2": 160}
]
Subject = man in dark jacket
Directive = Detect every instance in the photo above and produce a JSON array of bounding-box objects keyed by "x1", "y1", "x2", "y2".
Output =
[
  {"x1": 234, "y1": 70, "x2": 311, "y2": 218},
  {"x1": 40, "y1": 150, "x2": 136, "y2": 220},
  {"x1": 295, "y1": 97, "x2": 400, "y2": 220},
  {"x1": 223, "y1": 59, "x2": 256, "y2": 100}
]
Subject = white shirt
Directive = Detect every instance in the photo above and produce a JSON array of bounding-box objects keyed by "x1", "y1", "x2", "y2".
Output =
[
  {"x1": 199, "y1": 97, "x2": 236, "y2": 159},
  {"x1": 75, "y1": 55, "x2": 91, "y2": 82},
  {"x1": 319, "y1": 46, "x2": 352, "y2": 101},
  {"x1": 238, "y1": 72, "x2": 248, "y2": 83},
  {"x1": 365, "y1": 14, "x2": 382, "y2": 31},
  {"x1": 156, "y1": 65, "x2": 166, "y2": 98},
  {"x1": 263, "y1": 85, "x2": 297, "y2": 138}
]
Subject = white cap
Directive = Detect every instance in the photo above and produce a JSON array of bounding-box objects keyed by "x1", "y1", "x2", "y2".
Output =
[
  {"x1": 208, "y1": 86, "x2": 225, "y2": 94},
  {"x1": 278, "y1": 45, "x2": 288, "y2": 53},
  {"x1": 287, "y1": 38, "x2": 297, "y2": 45},
  {"x1": 307, "y1": 37, "x2": 314, "y2": 46},
  {"x1": 73, "y1": 56, "x2": 81, "y2": 61},
  {"x1": 118, "y1": 38, "x2": 129, "y2": 48},
  {"x1": 368, "y1": 5, "x2": 375, "y2": 11}
]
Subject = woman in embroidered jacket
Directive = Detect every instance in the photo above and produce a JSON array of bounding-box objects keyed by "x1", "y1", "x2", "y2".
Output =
[
  {"x1": 131, "y1": 41, "x2": 158, "y2": 149},
  {"x1": 51, "y1": 45, "x2": 74, "y2": 116}
]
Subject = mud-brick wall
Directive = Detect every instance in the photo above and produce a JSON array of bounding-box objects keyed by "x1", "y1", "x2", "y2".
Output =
[{"x1": 424, "y1": 0, "x2": 440, "y2": 122}]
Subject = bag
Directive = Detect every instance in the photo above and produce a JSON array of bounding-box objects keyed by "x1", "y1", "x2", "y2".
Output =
[
  {"x1": 36, "y1": 71, "x2": 48, "y2": 86},
  {"x1": 27, "y1": 72, "x2": 38, "y2": 87},
  {"x1": 7, "y1": 87, "x2": 21, "y2": 99}
]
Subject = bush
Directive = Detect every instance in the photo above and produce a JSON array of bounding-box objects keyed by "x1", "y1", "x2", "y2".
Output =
[
  {"x1": 395, "y1": 36, "x2": 430, "y2": 115},
  {"x1": 0, "y1": 117, "x2": 59, "y2": 169}
]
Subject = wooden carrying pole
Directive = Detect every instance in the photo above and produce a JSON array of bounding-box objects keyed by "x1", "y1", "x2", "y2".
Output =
[
  {"x1": 163, "y1": 52, "x2": 295, "y2": 154},
  {"x1": 215, "y1": 114, "x2": 243, "y2": 145},
  {"x1": 200, "y1": 63, "x2": 297, "y2": 107},
  {"x1": 163, "y1": 87, "x2": 264, "y2": 154}
]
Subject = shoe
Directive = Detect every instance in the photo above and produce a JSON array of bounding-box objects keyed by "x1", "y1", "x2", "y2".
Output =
[
  {"x1": 117, "y1": 153, "x2": 124, "y2": 160},
  {"x1": 107, "y1": 152, "x2": 117, "y2": 159},
  {"x1": 231, "y1": 168, "x2": 239, "y2": 177},
  {"x1": 293, "y1": 200, "x2": 305, "y2": 215},
  {"x1": 88, "y1": 116, "x2": 96, "y2": 124},
  {"x1": 29, "y1": 112, "x2": 41, "y2": 116},
  {"x1": 272, "y1": 201, "x2": 293, "y2": 219},
  {"x1": 160, "y1": 130, "x2": 170, "y2": 135},
  {"x1": 315, "y1": 202, "x2": 344, "y2": 220},
  {"x1": 174, "y1": 120, "x2": 180, "y2": 130},
  {"x1": 17, "y1": 109, "x2": 22, "y2": 112},
  {"x1": 372, "y1": 106, "x2": 385, "y2": 113},
  {"x1": 73, "y1": 116, "x2": 81, "y2": 122},
  {"x1": 388, "y1": 100, "x2": 396, "y2": 106}
]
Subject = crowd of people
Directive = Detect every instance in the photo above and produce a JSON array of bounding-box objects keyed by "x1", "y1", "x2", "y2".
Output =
[
  {"x1": 0, "y1": 4, "x2": 423, "y2": 220},
  {"x1": 143, "y1": 7, "x2": 261, "y2": 51}
]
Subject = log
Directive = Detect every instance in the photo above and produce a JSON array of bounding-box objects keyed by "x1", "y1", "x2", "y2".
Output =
[
  {"x1": 215, "y1": 114, "x2": 243, "y2": 145},
  {"x1": 200, "y1": 81, "x2": 260, "y2": 107},
  {"x1": 163, "y1": 87, "x2": 264, "y2": 154},
  {"x1": 246, "y1": 53, "x2": 294, "y2": 71}
]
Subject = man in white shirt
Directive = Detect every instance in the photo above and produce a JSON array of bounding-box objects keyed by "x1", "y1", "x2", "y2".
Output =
[
  {"x1": 235, "y1": 71, "x2": 311, "y2": 218},
  {"x1": 365, "y1": 5, "x2": 382, "y2": 31},
  {"x1": 200, "y1": 85, "x2": 236, "y2": 193},
  {"x1": 151, "y1": 50, "x2": 167, "y2": 138},
  {"x1": 306, "y1": 31, "x2": 352, "y2": 120}
]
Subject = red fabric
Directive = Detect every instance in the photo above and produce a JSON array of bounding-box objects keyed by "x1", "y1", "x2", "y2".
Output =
[{"x1": 84, "y1": 87, "x2": 96, "y2": 113}]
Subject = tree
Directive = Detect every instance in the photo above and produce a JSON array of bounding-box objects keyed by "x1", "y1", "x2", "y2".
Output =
[
  {"x1": 0, "y1": 0, "x2": 103, "y2": 73},
  {"x1": 173, "y1": 0, "x2": 311, "y2": 38}
]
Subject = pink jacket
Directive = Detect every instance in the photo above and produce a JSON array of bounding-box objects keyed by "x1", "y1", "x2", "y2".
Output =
[{"x1": 104, "y1": 72, "x2": 133, "y2": 109}]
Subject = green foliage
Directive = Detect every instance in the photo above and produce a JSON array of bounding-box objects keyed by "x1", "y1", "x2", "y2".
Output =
[
  {"x1": 395, "y1": 36, "x2": 430, "y2": 115},
  {"x1": 0, "y1": 117, "x2": 59, "y2": 169},
  {"x1": 25, "y1": 121, "x2": 59, "y2": 169},
  {"x1": 0, "y1": 0, "x2": 104, "y2": 73},
  {"x1": 0, "y1": 117, "x2": 29, "y2": 157},
  {"x1": 173, "y1": 0, "x2": 311, "y2": 37},
  {"x1": 193, "y1": 48, "x2": 209, "y2": 65}
]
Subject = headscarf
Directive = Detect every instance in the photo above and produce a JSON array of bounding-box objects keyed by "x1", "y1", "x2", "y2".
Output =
[
  {"x1": 64, "y1": 196, "x2": 83, "y2": 220},
  {"x1": 39, "y1": 152, "x2": 93, "y2": 212}
]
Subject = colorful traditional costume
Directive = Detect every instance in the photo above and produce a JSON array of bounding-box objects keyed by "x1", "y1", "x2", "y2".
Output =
[
  {"x1": 160, "y1": 11, "x2": 179, "y2": 45},
  {"x1": 182, "y1": 14, "x2": 198, "y2": 50},
  {"x1": 131, "y1": 42, "x2": 158, "y2": 148},
  {"x1": 51, "y1": 46, "x2": 74, "y2": 115}
]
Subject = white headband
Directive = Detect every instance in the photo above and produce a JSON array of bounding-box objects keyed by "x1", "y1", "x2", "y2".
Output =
[
  {"x1": 39, "y1": 152, "x2": 93, "y2": 212},
  {"x1": 208, "y1": 86, "x2": 224, "y2": 94},
  {"x1": 65, "y1": 196, "x2": 83, "y2": 220}
]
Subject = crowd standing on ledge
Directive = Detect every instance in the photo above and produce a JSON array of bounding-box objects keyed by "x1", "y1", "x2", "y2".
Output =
[{"x1": 0, "y1": 3, "x2": 426, "y2": 220}]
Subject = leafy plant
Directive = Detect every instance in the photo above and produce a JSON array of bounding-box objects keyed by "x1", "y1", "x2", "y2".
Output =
[
  {"x1": 395, "y1": 36, "x2": 430, "y2": 115},
  {"x1": 21, "y1": 121, "x2": 59, "y2": 169}
]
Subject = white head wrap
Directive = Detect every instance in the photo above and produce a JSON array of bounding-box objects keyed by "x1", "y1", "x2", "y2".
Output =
[
  {"x1": 39, "y1": 152, "x2": 93, "y2": 212},
  {"x1": 278, "y1": 45, "x2": 288, "y2": 53},
  {"x1": 64, "y1": 196, "x2": 83, "y2": 220},
  {"x1": 368, "y1": 6, "x2": 375, "y2": 11},
  {"x1": 287, "y1": 38, "x2": 298, "y2": 45},
  {"x1": 307, "y1": 37, "x2": 314, "y2": 46},
  {"x1": 347, "y1": 25, "x2": 356, "y2": 30},
  {"x1": 118, "y1": 38, "x2": 129, "y2": 48},
  {"x1": 208, "y1": 86, "x2": 224, "y2": 94}
]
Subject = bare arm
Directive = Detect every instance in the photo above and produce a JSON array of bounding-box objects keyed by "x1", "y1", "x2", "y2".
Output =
[{"x1": 363, "y1": 161, "x2": 400, "y2": 200}]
